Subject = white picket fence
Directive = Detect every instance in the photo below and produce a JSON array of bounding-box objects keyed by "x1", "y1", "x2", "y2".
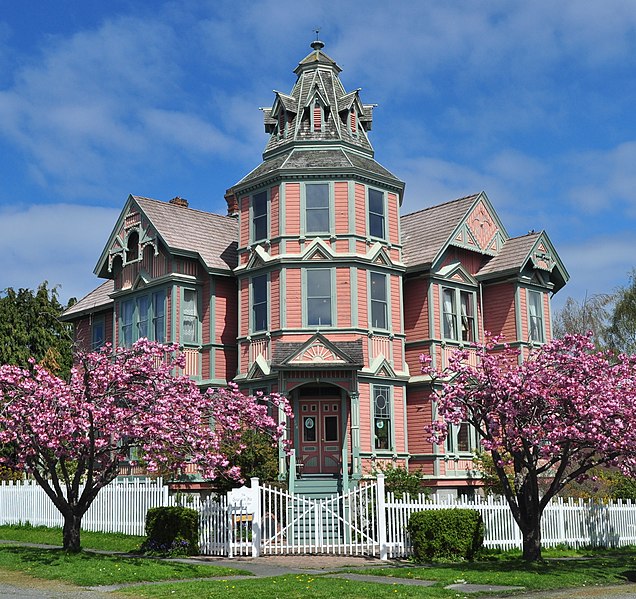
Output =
[{"x1": 2, "y1": 476, "x2": 636, "y2": 558}]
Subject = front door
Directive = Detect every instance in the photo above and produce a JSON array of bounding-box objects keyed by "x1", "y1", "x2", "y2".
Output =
[{"x1": 298, "y1": 399, "x2": 341, "y2": 474}]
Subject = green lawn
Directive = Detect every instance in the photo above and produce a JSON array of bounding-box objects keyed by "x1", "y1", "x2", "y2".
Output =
[
  {"x1": 0, "y1": 546, "x2": 248, "y2": 586},
  {"x1": 0, "y1": 524, "x2": 144, "y2": 552}
]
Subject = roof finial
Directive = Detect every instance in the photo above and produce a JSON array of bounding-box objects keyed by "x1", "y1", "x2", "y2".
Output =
[{"x1": 311, "y1": 29, "x2": 324, "y2": 51}]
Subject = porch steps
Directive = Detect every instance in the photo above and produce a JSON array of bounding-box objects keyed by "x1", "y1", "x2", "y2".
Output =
[
  {"x1": 287, "y1": 502, "x2": 348, "y2": 545},
  {"x1": 293, "y1": 476, "x2": 341, "y2": 499}
]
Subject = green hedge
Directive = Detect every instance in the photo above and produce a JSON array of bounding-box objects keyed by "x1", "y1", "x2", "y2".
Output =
[
  {"x1": 407, "y1": 508, "x2": 483, "y2": 562},
  {"x1": 141, "y1": 506, "x2": 199, "y2": 556}
]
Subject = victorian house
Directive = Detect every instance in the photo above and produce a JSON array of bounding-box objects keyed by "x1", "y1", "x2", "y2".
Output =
[{"x1": 62, "y1": 41, "x2": 568, "y2": 498}]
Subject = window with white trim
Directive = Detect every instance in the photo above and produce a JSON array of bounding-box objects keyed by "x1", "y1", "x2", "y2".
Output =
[
  {"x1": 445, "y1": 422, "x2": 477, "y2": 454},
  {"x1": 121, "y1": 299, "x2": 134, "y2": 347},
  {"x1": 252, "y1": 191, "x2": 267, "y2": 242},
  {"x1": 373, "y1": 385, "x2": 392, "y2": 451},
  {"x1": 306, "y1": 269, "x2": 332, "y2": 326},
  {"x1": 442, "y1": 287, "x2": 476, "y2": 342},
  {"x1": 252, "y1": 274, "x2": 268, "y2": 333},
  {"x1": 528, "y1": 290, "x2": 545, "y2": 343},
  {"x1": 181, "y1": 289, "x2": 198, "y2": 344},
  {"x1": 305, "y1": 183, "x2": 330, "y2": 234},
  {"x1": 368, "y1": 188, "x2": 385, "y2": 239},
  {"x1": 152, "y1": 291, "x2": 165, "y2": 343},
  {"x1": 370, "y1": 272, "x2": 388, "y2": 330}
]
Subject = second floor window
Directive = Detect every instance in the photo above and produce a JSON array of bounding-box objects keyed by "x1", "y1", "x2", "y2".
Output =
[
  {"x1": 442, "y1": 287, "x2": 476, "y2": 342},
  {"x1": 252, "y1": 191, "x2": 267, "y2": 242},
  {"x1": 370, "y1": 272, "x2": 388, "y2": 330},
  {"x1": 446, "y1": 422, "x2": 477, "y2": 454},
  {"x1": 119, "y1": 290, "x2": 166, "y2": 347},
  {"x1": 252, "y1": 274, "x2": 268, "y2": 333},
  {"x1": 306, "y1": 269, "x2": 332, "y2": 326},
  {"x1": 91, "y1": 317, "x2": 105, "y2": 350},
  {"x1": 528, "y1": 290, "x2": 545, "y2": 343},
  {"x1": 182, "y1": 289, "x2": 198, "y2": 344},
  {"x1": 305, "y1": 183, "x2": 329, "y2": 234},
  {"x1": 368, "y1": 188, "x2": 385, "y2": 239}
]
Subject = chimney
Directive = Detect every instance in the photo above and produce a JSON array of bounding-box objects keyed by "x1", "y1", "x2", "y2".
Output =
[
  {"x1": 169, "y1": 196, "x2": 189, "y2": 208},
  {"x1": 224, "y1": 189, "x2": 239, "y2": 217}
]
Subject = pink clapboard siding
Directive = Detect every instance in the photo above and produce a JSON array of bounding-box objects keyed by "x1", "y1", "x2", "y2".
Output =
[
  {"x1": 285, "y1": 269, "x2": 302, "y2": 328},
  {"x1": 334, "y1": 182, "x2": 349, "y2": 235},
  {"x1": 270, "y1": 185, "x2": 280, "y2": 241},
  {"x1": 239, "y1": 196, "x2": 250, "y2": 248},
  {"x1": 239, "y1": 279, "x2": 249, "y2": 338},
  {"x1": 387, "y1": 193, "x2": 399, "y2": 246},
  {"x1": 336, "y1": 268, "x2": 352, "y2": 327},
  {"x1": 285, "y1": 183, "x2": 301, "y2": 235},
  {"x1": 482, "y1": 283, "x2": 516, "y2": 340},
  {"x1": 354, "y1": 183, "x2": 366, "y2": 237}
]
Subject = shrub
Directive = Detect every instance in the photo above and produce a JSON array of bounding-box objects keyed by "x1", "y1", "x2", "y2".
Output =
[
  {"x1": 407, "y1": 508, "x2": 483, "y2": 562},
  {"x1": 141, "y1": 506, "x2": 199, "y2": 556},
  {"x1": 374, "y1": 463, "x2": 424, "y2": 500}
]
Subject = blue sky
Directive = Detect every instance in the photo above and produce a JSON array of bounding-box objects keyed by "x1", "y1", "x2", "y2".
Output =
[{"x1": 1, "y1": 1, "x2": 636, "y2": 312}]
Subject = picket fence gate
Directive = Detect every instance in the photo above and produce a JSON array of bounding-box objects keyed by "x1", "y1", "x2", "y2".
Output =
[{"x1": 3, "y1": 476, "x2": 636, "y2": 558}]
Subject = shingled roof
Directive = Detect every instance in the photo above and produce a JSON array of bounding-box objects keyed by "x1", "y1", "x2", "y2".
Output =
[
  {"x1": 132, "y1": 196, "x2": 238, "y2": 272},
  {"x1": 61, "y1": 280, "x2": 113, "y2": 320},
  {"x1": 477, "y1": 233, "x2": 540, "y2": 277},
  {"x1": 401, "y1": 194, "x2": 480, "y2": 269}
]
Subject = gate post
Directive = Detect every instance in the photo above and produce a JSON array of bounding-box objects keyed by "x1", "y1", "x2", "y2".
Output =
[
  {"x1": 377, "y1": 473, "x2": 388, "y2": 560},
  {"x1": 251, "y1": 477, "x2": 261, "y2": 558}
]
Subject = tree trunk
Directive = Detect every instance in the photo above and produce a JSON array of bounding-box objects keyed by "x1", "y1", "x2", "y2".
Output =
[
  {"x1": 521, "y1": 520, "x2": 542, "y2": 561},
  {"x1": 62, "y1": 512, "x2": 82, "y2": 552}
]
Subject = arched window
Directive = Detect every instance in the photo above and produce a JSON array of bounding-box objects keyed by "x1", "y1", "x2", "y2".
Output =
[{"x1": 126, "y1": 231, "x2": 139, "y2": 263}]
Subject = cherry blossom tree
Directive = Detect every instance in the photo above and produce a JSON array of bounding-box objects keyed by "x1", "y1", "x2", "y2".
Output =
[
  {"x1": 422, "y1": 334, "x2": 636, "y2": 561},
  {"x1": 0, "y1": 340, "x2": 291, "y2": 552}
]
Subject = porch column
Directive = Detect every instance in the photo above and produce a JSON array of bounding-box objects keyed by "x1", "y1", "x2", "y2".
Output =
[{"x1": 350, "y1": 391, "x2": 361, "y2": 478}]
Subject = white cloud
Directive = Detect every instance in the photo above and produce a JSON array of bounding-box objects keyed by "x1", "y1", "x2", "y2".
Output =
[{"x1": 0, "y1": 204, "x2": 119, "y2": 303}]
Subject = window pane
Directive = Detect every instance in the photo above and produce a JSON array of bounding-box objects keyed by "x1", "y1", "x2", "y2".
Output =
[
  {"x1": 457, "y1": 423, "x2": 470, "y2": 452},
  {"x1": 374, "y1": 386, "x2": 391, "y2": 450},
  {"x1": 368, "y1": 189, "x2": 385, "y2": 239},
  {"x1": 152, "y1": 291, "x2": 165, "y2": 343},
  {"x1": 252, "y1": 274, "x2": 268, "y2": 332},
  {"x1": 182, "y1": 289, "x2": 198, "y2": 344},
  {"x1": 324, "y1": 416, "x2": 338, "y2": 442},
  {"x1": 528, "y1": 291, "x2": 544, "y2": 342},
  {"x1": 303, "y1": 416, "x2": 316, "y2": 442},
  {"x1": 137, "y1": 296, "x2": 149, "y2": 339},
  {"x1": 460, "y1": 291, "x2": 474, "y2": 342},
  {"x1": 306, "y1": 184, "x2": 329, "y2": 233},
  {"x1": 121, "y1": 300, "x2": 133, "y2": 347},
  {"x1": 307, "y1": 270, "x2": 331, "y2": 326},
  {"x1": 252, "y1": 191, "x2": 267, "y2": 241},
  {"x1": 371, "y1": 272, "x2": 388, "y2": 329},
  {"x1": 92, "y1": 320, "x2": 105, "y2": 349},
  {"x1": 442, "y1": 288, "x2": 457, "y2": 340}
]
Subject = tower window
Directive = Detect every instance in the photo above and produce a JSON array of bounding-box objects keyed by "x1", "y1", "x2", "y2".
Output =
[
  {"x1": 252, "y1": 191, "x2": 268, "y2": 242},
  {"x1": 306, "y1": 269, "x2": 332, "y2": 326},
  {"x1": 305, "y1": 183, "x2": 330, "y2": 233},
  {"x1": 370, "y1": 272, "x2": 388, "y2": 330},
  {"x1": 368, "y1": 188, "x2": 385, "y2": 239},
  {"x1": 252, "y1": 274, "x2": 268, "y2": 333}
]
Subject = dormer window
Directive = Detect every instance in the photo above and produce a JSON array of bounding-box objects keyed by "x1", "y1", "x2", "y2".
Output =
[
  {"x1": 126, "y1": 231, "x2": 139, "y2": 263},
  {"x1": 312, "y1": 100, "x2": 323, "y2": 132},
  {"x1": 350, "y1": 109, "x2": 357, "y2": 134}
]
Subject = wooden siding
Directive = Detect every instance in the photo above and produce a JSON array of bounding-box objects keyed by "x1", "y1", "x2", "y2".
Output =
[
  {"x1": 270, "y1": 270, "x2": 281, "y2": 331},
  {"x1": 215, "y1": 277, "x2": 238, "y2": 346},
  {"x1": 388, "y1": 192, "x2": 399, "y2": 246},
  {"x1": 482, "y1": 282, "x2": 516, "y2": 340},
  {"x1": 239, "y1": 278, "x2": 249, "y2": 337},
  {"x1": 357, "y1": 268, "x2": 368, "y2": 328},
  {"x1": 358, "y1": 383, "x2": 371, "y2": 452},
  {"x1": 336, "y1": 267, "x2": 352, "y2": 327},
  {"x1": 270, "y1": 185, "x2": 280, "y2": 241},
  {"x1": 404, "y1": 278, "x2": 429, "y2": 340},
  {"x1": 201, "y1": 276, "x2": 211, "y2": 346},
  {"x1": 334, "y1": 182, "x2": 349, "y2": 235},
  {"x1": 239, "y1": 196, "x2": 249, "y2": 248},
  {"x1": 354, "y1": 183, "x2": 366, "y2": 237},
  {"x1": 406, "y1": 388, "x2": 435, "y2": 455},
  {"x1": 390, "y1": 274, "x2": 402, "y2": 333},
  {"x1": 519, "y1": 287, "x2": 528, "y2": 342},
  {"x1": 285, "y1": 183, "x2": 301, "y2": 235},
  {"x1": 440, "y1": 247, "x2": 484, "y2": 276},
  {"x1": 284, "y1": 268, "x2": 302, "y2": 328},
  {"x1": 392, "y1": 386, "x2": 406, "y2": 453}
]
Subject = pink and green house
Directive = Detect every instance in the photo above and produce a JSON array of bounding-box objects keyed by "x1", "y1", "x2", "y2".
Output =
[{"x1": 62, "y1": 41, "x2": 568, "y2": 498}]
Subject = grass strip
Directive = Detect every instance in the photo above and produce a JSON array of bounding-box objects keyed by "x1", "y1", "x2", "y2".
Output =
[
  {"x1": 0, "y1": 546, "x2": 249, "y2": 586},
  {"x1": 344, "y1": 554, "x2": 636, "y2": 591},
  {"x1": 117, "y1": 574, "x2": 457, "y2": 598},
  {"x1": 0, "y1": 524, "x2": 144, "y2": 552}
]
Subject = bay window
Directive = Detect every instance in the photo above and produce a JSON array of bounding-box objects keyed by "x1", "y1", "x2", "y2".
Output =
[
  {"x1": 181, "y1": 289, "x2": 198, "y2": 344},
  {"x1": 373, "y1": 385, "x2": 392, "y2": 451},
  {"x1": 528, "y1": 290, "x2": 545, "y2": 343},
  {"x1": 370, "y1": 272, "x2": 388, "y2": 330},
  {"x1": 252, "y1": 274, "x2": 268, "y2": 333}
]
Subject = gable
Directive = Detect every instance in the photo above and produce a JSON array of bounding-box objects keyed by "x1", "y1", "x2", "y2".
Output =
[{"x1": 450, "y1": 197, "x2": 505, "y2": 257}]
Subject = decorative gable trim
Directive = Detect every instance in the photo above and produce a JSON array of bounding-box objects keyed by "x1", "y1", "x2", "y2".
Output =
[
  {"x1": 530, "y1": 237, "x2": 556, "y2": 272},
  {"x1": 362, "y1": 355, "x2": 398, "y2": 378},
  {"x1": 365, "y1": 242, "x2": 393, "y2": 267},
  {"x1": 437, "y1": 192, "x2": 509, "y2": 267},
  {"x1": 247, "y1": 354, "x2": 271, "y2": 379},
  {"x1": 435, "y1": 262, "x2": 478, "y2": 286},
  {"x1": 300, "y1": 238, "x2": 335, "y2": 261},
  {"x1": 281, "y1": 333, "x2": 357, "y2": 367}
]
